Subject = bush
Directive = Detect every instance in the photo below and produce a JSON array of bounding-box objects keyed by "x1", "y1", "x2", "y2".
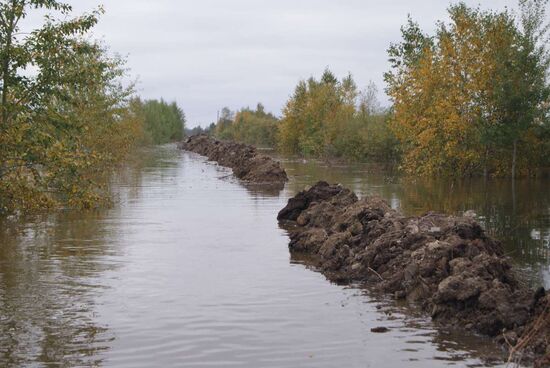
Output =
[{"x1": 135, "y1": 99, "x2": 186, "y2": 144}]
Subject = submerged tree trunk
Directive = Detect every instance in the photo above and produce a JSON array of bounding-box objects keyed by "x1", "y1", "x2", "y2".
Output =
[
  {"x1": 512, "y1": 139, "x2": 517, "y2": 179},
  {"x1": 1, "y1": 6, "x2": 15, "y2": 127}
]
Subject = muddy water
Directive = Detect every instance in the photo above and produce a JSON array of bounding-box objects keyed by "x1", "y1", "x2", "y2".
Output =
[{"x1": 0, "y1": 145, "x2": 548, "y2": 367}]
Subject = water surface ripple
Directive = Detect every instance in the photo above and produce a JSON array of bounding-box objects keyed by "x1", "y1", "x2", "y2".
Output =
[{"x1": 1, "y1": 145, "x2": 548, "y2": 367}]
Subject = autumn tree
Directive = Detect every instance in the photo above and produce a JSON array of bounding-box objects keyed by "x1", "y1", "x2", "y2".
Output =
[
  {"x1": 385, "y1": 1, "x2": 550, "y2": 177},
  {"x1": 215, "y1": 103, "x2": 279, "y2": 147},
  {"x1": 0, "y1": 1, "x2": 144, "y2": 213},
  {"x1": 278, "y1": 69, "x2": 397, "y2": 161},
  {"x1": 278, "y1": 69, "x2": 357, "y2": 156}
]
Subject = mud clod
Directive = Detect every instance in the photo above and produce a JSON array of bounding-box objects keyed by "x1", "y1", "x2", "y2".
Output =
[
  {"x1": 180, "y1": 135, "x2": 288, "y2": 184},
  {"x1": 371, "y1": 327, "x2": 390, "y2": 333},
  {"x1": 278, "y1": 181, "x2": 550, "y2": 365}
]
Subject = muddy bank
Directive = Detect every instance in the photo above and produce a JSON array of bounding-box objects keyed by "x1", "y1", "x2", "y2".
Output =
[
  {"x1": 180, "y1": 135, "x2": 288, "y2": 185},
  {"x1": 278, "y1": 181, "x2": 550, "y2": 366}
]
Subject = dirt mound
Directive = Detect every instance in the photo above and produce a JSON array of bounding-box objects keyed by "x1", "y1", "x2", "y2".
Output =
[
  {"x1": 278, "y1": 181, "x2": 550, "y2": 365},
  {"x1": 180, "y1": 135, "x2": 288, "y2": 185}
]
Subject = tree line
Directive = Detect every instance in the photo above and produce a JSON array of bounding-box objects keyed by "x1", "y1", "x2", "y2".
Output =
[
  {"x1": 0, "y1": 0, "x2": 185, "y2": 215},
  {"x1": 213, "y1": 104, "x2": 279, "y2": 148},
  {"x1": 386, "y1": 0, "x2": 549, "y2": 177},
  {"x1": 211, "y1": 79, "x2": 398, "y2": 162},
  {"x1": 209, "y1": 0, "x2": 549, "y2": 177},
  {"x1": 2, "y1": 0, "x2": 548, "y2": 215}
]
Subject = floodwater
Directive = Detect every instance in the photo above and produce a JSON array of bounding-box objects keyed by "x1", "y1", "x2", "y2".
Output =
[{"x1": 0, "y1": 145, "x2": 548, "y2": 367}]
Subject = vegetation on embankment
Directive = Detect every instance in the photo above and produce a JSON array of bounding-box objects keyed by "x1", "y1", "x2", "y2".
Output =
[
  {"x1": 277, "y1": 77, "x2": 398, "y2": 163},
  {"x1": 386, "y1": 1, "x2": 550, "y2": 178},
  {"x1": 209, "y1": 81, "x2": 397, "y2": 163},
  {"x1": 0, "y1": 1, "x2": 186, "y2": 215},
  {"x1": 206, "y1": 0, "x2": 549, "y2": 177},
  {"x1": 214, "y1": 104, "x2": 279, "y2": 148}
]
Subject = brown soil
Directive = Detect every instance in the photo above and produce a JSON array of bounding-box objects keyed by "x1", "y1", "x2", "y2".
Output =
[
  {"x1": 278, "y1": 181, "x2": 550, "y2": 366},
  {"x1": 180, "y1": 135, "x2": 288, "y2": 185}
]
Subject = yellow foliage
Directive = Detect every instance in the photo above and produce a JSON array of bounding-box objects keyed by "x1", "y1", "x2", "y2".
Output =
[{"x1": 386, "y1": 4, "x2": 549, "y2": 177}]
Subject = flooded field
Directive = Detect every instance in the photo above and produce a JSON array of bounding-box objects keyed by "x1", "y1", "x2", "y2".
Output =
[{"x1": 0, "y1": 145, "x2": 548, "y2": 367}]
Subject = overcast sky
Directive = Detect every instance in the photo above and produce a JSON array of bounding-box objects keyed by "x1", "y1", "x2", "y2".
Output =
[{"x1": 65, "y1": 0, "x2": 522, "y2": 127}]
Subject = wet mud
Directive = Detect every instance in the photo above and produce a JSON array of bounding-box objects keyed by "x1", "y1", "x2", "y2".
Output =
[
  {"x1": 278, "y1": 181, "x2": 550, "y2": 366},
  {"x1": 180, "y1": 135, "x2": 288, "y2": 185}
]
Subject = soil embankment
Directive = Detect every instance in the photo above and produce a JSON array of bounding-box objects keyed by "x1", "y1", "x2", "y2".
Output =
[
  {"x1": 278, "y1": 181, "x2": 550, "y2": 366},
  {"x1": 180, "y1": 135, "x2": 288, "y2": 185}
]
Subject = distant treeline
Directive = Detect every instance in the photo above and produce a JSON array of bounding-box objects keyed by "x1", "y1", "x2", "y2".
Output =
[
  {"x1": 209, "y1": 77, "x2": 398, "y2": 163},
  {"x1": 0, "y1": 1, "x2": 185, "y2": 215},
  {"x1": 135, "y1": 98, "x2": 185, "y2": 145},
  {"x1": 214, "y1": 104, "x2": 280, "y2": 148},
  {"x1": 278, "y1": 74, "x2": 398, "y2": 162},
  {"x1": 205, "y1": 0, "x2": 549, "y2": 177},
  {"x1": 186, "y1": 124, "x2": 216, "y2": 137}
]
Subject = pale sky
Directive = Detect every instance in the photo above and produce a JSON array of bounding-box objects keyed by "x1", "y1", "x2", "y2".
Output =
[{"x1": 64, "y1": 0, "x2": 521, "y2": 127}]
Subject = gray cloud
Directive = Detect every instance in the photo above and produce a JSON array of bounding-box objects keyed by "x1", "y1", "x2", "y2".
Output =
[{"x1": 68, "y1": 0, "x2": 520, "y2": 126}]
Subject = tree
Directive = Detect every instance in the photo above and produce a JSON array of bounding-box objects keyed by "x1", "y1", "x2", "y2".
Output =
[
  {"x1": 358, "y1": 82, "x2": 382, "y2": 116},
  {"x1": 0, "y1": 1, "x2": 144, "y2": 213},
  {"x1": 385, "y1": 1, "x2": 550, "y2": 177},
  {"x1": 213, "y1": 103, "x2": 279, "y2": 147},
  {"x1": 135, "y1": 98, "x2": 186, "y2": 144},
  {"x1": 278, "y1": 69, "x2": 397, "y2": 161},
  {"x1": 506, "y1": 0, "x2": 550, "y2": 177},
  {"x1": 214, "y1": 106, "x2": 234, "y2": 138},
  {"x1": 0, "y1": 1, "x2": 101, "y2": 127},
  {"x1": 278, "y1": 68, "x2": 357, "y2": 156}
]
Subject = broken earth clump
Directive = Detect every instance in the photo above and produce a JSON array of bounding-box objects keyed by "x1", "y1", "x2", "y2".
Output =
[
  {"x1": 180, "y1": 135, "x2": 288, "y2": 185},
  {"x1": 278, "y1": 181, "x2": 550, "y2": 366}
]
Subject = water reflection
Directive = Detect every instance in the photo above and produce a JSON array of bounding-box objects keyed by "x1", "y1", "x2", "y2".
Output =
[
  {"x1": 282, "y1": 158, "x2": 550, "y2": 286},
  {"x1": 0, "y1": 147, "x2": 173, "y2": 367},
  {"x1": 0, "y1": 211, "x2": 116, "y2": 367},
  {"x1": 0, "y1": 146, "x2": 547, "y2": 367}
]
